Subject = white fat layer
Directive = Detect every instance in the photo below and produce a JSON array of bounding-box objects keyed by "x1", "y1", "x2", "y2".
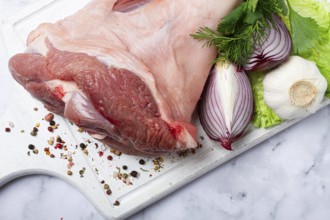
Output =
[
  {"x1": 46, "y1": 80, "x2": 82, "y2": 103},
  {"x1": 96, "y1": 56, "x2": 123, "y2": 69},
  {"x1": 27, "y1": 33, "x2": 49, "y2": 56},
  {"x1": 215, "y1": 64, "x2": 237, "y2": 133},
  {"x1": 91, "y1": 133, "x2": 107, "y2": 140},
  {"x1": 175, "y1": 127, "x2": 197, "y2": 149},
  {"x1": 46, "y1": 80, "x2": 108, "y2": 140}
]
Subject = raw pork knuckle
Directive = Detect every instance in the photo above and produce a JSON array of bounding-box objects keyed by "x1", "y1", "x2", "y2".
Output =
[{"x1": 8, "y1": 0, "x2": 240, "y2": 155}]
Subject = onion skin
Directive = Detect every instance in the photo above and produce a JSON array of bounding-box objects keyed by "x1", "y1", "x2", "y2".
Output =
[
  {"x1": 199, "y1": 63, "x2": 253, "y2": 150},
  {"x1": 244, "y1": 15, "x2": 292, "y2": 72}
]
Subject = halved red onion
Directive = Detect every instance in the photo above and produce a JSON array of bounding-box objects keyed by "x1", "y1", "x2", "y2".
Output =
[
  {"x1": 244, "y1": 15, "x2": 292, "y2": 72},
  {"x1": 199, "y1": 62, "x2": 253, "y2": 150}
]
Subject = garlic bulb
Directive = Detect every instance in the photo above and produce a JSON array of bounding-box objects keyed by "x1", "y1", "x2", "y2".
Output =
[{"x1": 263, "y1": 56, "x2": 327, "y2": 120}]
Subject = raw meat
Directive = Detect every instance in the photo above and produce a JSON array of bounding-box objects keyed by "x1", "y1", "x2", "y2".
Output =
[{"x1": 8, "y1": 0, "x2": 240, "y2": 155}]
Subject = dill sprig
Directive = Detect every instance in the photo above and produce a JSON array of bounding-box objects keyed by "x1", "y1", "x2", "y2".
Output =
[{"x1": 191, "y1": 0, "x2": 286, "y2": 67}]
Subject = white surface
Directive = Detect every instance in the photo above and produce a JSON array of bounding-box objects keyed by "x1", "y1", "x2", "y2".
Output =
[{"x1": 1, "y1": 1, "x2": 330, "y2": 220}]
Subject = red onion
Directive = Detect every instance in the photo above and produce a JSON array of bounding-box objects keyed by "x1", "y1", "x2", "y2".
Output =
[
  {"x1": 199, "y1": 62, "x2": 253, "y2": 150},
  {"x1": 244, "y1": 15, "x2": 292, "y2": 72}
]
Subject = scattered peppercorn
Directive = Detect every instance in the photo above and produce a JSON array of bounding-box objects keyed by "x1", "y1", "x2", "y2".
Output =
[
  {"x1": 139, "y1": 159, "x2": 146, "y2": 165},
  {"x1": 77, "y1": 128, "x2": 84, "y2": 132},
  {"x1": 80, "y1": 143, "x2": 87, "y2": 150},
  {"x1": 33, "y1": 149, "x2": 39, "y2": 154},
  {"x1": 98, "y1": 151, "x2": 104, "y2": 157},
  {"x1": 115, "y1": 151, "x2": 122, "y2": 156},
  {"x1": 33, "y1": 127, "x2": 38, "y2": 132},
  {"x1": 55, "y1": 143, "x2": 63, "y2": 149},
  {"x1": 44, "y1": 113, "x2": 54, "y2": 122},
  {"x1": 113, "y1": 201, "x2": 120, "y2": 206},
  {"x1": 104, "y1": 184, "x2": 109, "y2": 190},
  {"x1": 107, "y1": 155, "x2": 113, "y2": 161},
  {"x1": 130, "y1": 171, "x2": 138, "y2": 178},
  {"x1": 67, "y1": 170, "x2": 73, "y2": 176},
  {"x1": 50, "y1": 154, "x2": 55, "y2": 158},
  {"x1": 28, "y1": 144, "x2": 35, "y2": 150},
  {"x1": 122, "y1": 165, "x2": 128, "y2": 170},
  {"x1": 33, "y1": 107, "x2": 38, "y2": 111},
  {"x1": 5, "y1": 127, "x2": 11, "y2": 132},
  {"x1": 35, "y1": 123, "x2": 40, "y2": 128},
  {"x1": 56, "y1": 136, "x2": 63, "y2": 143},
  {"x1": 122, "y1": 173, "x2": 128, "y2": 179},
  {"x1": 106, "y1": 189, "x2": 112, "y2": 195},
  {"x1": 100, "y1": 180, "x2": 105, "y2": 184},
  {"x1": 48, "y1": 126, "x2": 54, "y2": 132},
  {"x1": 47, "y1": 139, "x2": 54, "y2": 145}
]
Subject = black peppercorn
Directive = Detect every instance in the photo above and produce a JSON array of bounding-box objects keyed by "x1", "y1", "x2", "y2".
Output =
[
  {"x1": 130, "y1": 171, "x2": 138, "y2": 178},
  {"x1": 139, "y1": 159, "x2": 146, "y2": 165},
  {"x1": 80, "y1": 143, "x2": 87, "y2": 150},
  {"x1": 28, "y1": 144, "x2": 35, "y2": 150}
]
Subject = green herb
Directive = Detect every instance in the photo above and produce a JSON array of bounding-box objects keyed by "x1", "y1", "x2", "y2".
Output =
[
  {"x1": 192, "y1": 0, "x2": 284, "y2": 66},
  {"x1": 191, "y1": 0, "x2": 322, "y2": 67},
  {"x1": 282, "y1": 0, "x2": 330, "y2": 96},
  {"x1": 287, "y1": 1, "x2": 321, "y2": 54},
  {"x1": 140, "y1": 167, "x2": 149, "y2": 172}
]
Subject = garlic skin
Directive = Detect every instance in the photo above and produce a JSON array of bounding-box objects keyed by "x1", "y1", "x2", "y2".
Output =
[{"x1": 263, "y1": 56, "x2": 327, "y2": 120}]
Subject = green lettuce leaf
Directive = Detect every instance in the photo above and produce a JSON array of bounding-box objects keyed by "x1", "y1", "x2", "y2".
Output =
[
  {"x1": 248, "y1": 72, "x2": 283, "y2": 128},
  {"x1": 250, "y1": 0, "x2": 330, "y2": 128},
  {"x1": 283, "y1": 0, "x2": 330, "y2": 97}
]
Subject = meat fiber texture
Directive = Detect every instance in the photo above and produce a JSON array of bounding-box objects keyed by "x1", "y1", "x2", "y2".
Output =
[{"x1": 9, "y1": 0, "x2": 240, "y2": 155}]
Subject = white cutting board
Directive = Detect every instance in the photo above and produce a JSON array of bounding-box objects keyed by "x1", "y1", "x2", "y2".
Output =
[{"x1": 1, "y1": 0, "x2": 329, "y2": 219}]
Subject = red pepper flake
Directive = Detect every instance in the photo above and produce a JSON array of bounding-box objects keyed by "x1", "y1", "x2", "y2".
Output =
[
  {"x1": 5, "y1": 127, "x2": 11, "y2": 132},
  {"x1": 98, "y1": 151, "x2": 104, "y2": 157},
  {"x1": 48, "y1": 126, "x2": 54, "y2": 132},
  {"x1": 107, "y1": 155, "x2": 113, "y2": 161},
  {"x1": 55, "y1": 143, "x2": 63, "y2": 149},
  {"x1": 106, "y1": 189, "x2": 112, "y2": 195}
]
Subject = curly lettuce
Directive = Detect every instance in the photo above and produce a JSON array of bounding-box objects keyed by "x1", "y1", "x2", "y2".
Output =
[{"x1": 248, "y1": 72, "x2": 283, "y2": 128}]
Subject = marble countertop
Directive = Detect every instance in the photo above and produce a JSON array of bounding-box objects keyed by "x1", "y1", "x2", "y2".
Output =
[{"x1": 1, "y1": 0, "x2": 330, "y2": 219}]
